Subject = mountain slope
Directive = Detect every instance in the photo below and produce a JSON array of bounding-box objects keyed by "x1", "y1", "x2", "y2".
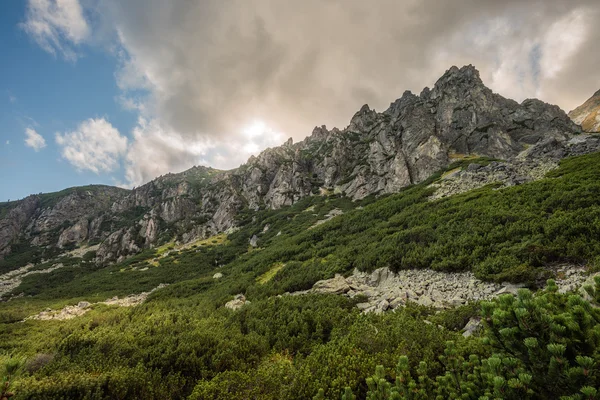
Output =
[
  {"x1": 2, "y1": 150, "x2": 600, "y2": 399},
  {"x1": 569, "y1": 89, "x2": 600, "y2": 132},
  {"x1": 0, "y1": 65, "x2": 584, "y2": 267}
]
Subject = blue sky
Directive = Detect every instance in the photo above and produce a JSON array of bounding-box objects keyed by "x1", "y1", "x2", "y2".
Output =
[
  {"x1": 0, "y1": 2, "x2": 137, "y2": 201},
  {"x1": 1, "y1": 0, "x2": 597, "y2": 202}
]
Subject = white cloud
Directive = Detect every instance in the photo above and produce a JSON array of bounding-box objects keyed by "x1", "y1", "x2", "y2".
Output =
[
  {"x1": 17, "y1": 1, "x2": 600, "y2": 188},
  {"x1": 55, "y1": 118, "x2": 127, "y2": 173},
  {"x1": 6, "y1": 140, "x2": 10, "y2": 145},
  {"x1": 8, "y1": 95, "x2": 16, "y2": 103},
  {"x1": 102, "y1": 0, "x2": 600, "y2": 145},
  {"x1": 118, "y1": 117, "x2": 286, "y2": 187},
  {"x1": 21, "y1": 0, "x2": 90, "y2": 61},
  {"x1": 123, "y1": 118, "x2": 215, "y2": 187},
  {"x1": 24, "y1": 128, "x2": 46, "y2": 151}
]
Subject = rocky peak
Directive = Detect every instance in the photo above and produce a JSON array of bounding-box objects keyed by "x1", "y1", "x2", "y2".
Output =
[
  {"x1": 307, "y1": 125, "x2": 330, "y2": 143},
  {"x1": 384, "y1": 90, "x2": 420, "y2": 119},
  {"x1": 432, "y1": 65, "x2": 483, "y2": 93},
  {"x1": 348, "y1": 104, "x2": 378, "y2": 131}
]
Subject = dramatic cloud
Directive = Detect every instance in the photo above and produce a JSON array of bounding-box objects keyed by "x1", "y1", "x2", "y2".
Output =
[
  {"x1": 21, "y1": 0, "x2": 90, "y2": 61},
  {"x1": 22, "y1": 0, "x2": 600, "y2": 186},
  {"x1": 102, "y1": 0, "x2": 600, "y2": 144},
  {"x1": 123, "y1": 118, "x2": 214, "y2": 186},
  {"x1": 55, "y1": 118, "x2": 128, "y2": 173},
  {"x1": 24, "y1": 128, "x2": 46, "y2": 151}
]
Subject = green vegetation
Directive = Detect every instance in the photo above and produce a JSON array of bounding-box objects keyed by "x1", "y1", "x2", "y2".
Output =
[
  {"x1": 336, "y1": 278, "x2": 600, "y2": 399},
  {"x1": 1, "y1": 153, "x2": 600, "y2": 398}
]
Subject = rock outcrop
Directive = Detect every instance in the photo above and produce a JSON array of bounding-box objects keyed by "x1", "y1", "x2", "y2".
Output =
[
  {"x1": 297, "y1": 266, "x2": 597, "y2": 314},
  {"x1": 429, "y1": 136, "x2": 600, "y2": 200},
  {"x1": 302, "y1": 268, "x2": 503, "y2": 312},
  {"x1": 569, "y1": 89, "x2": 600, "y2": 132}
]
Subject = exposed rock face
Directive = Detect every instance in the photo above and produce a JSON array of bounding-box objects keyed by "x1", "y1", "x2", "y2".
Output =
[
  {"x1": 0, "y1": 196, "x2": 40, "y2": 258},
  {"x1": 0, "y1": 186, "x2": 127, "y2": 263},
  {"x1": 96, "y1": 228, "x2": 141, "y2": 263},
  {"x1": 569, "y1": 89, "x2": 600, "y2": 132},
  {"x1": 57, "y1": 219, "x2": 89, "y2": 248},
  {"x1": 0, "y1": 65, "x2": 584, "y2": 265}
]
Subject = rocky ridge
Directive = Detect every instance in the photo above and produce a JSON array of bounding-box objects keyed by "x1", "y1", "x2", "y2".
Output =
[
  {"x1": 429, "y1": 136, "x2": 600, "y2": 199},
  {"x1": 0, "y1": 65, "x2": 589, "y2": 265}
]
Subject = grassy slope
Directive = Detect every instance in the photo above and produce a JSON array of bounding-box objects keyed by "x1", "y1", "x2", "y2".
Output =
[{"x1": 1, "y1": 153, "x2": 600, "y2": 398}]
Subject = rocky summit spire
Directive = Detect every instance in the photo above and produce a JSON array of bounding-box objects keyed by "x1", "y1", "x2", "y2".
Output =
[{"x1": 435, "y1": 65, "x2": 483, "y2": 88}]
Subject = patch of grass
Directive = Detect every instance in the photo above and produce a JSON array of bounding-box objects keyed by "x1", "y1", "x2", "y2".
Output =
[{"x1": 256, "y1": 263, "x2": 285, "y2": 285}]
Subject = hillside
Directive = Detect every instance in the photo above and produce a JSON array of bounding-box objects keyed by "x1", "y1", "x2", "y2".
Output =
[
  {"x1": 2, "y1": 66, "x2": 600, "y2": 399},
  {"x1": 0, "y1": 147, "x2": 599, "y2": 398}
]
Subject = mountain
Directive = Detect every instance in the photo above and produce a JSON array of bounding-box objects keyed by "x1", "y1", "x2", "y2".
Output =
[
  {"x1": 3, "y1": 65, "x2": 600, "y2": 399},
  {"x1": 0, "y1": 65, "x2": 586, "y2": 267},
  {"x1": 569, "y1": 89, "x2": 600, "y2": 132}
]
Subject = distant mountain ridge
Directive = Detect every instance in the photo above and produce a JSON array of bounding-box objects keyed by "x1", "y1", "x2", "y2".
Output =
[{"x1": 0, "y1": 65, "x2": 592, "y2": 265}]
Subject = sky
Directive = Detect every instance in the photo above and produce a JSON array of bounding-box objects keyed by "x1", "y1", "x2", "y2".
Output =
[{"x1": 1, "y1": 0, "x2": 599, "y2": 201}]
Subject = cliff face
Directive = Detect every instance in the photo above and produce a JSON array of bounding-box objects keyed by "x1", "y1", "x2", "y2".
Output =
[
  {"x1": 0, "y1": 65, "x2": 584, "y2": 265},
  {"x1": 0, "y1": 186, "x2": 129, "y2": 262},
  {"x1": 569, "y1": 89, "x2": 600, "y2": 133}
]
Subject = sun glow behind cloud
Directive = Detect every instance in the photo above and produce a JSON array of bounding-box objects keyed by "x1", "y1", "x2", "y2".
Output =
[{"x1": 242, "y1": 120, "x2": 284, "y2": 155}]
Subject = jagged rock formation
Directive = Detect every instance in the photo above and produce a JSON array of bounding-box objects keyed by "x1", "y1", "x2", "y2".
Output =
[
  {"x1": 569, "y1": 89, "x2": 600, "y2": 132},
  {"x1": 0, "y1": 65, "x2": 585, "y2": 265}
]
